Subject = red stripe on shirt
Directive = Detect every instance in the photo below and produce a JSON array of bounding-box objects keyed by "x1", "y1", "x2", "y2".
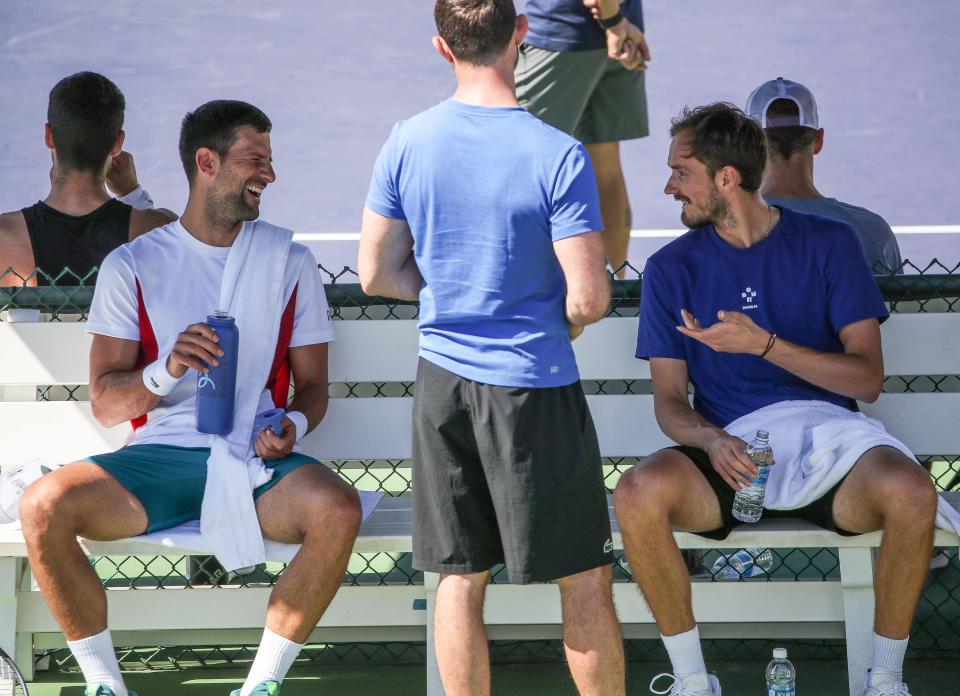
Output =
[
  {"x1": 266, "y1": 285, "x2": 298, "y2": 408},
  {"x1": 132, "y1": 278, "x2": 158, "y2": 431}
]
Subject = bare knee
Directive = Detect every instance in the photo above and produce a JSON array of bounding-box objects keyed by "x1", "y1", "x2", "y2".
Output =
[
  {"x1": 317, "y1": 481, "x2": 362, "y2": 540},
  {"x1": 613, "y1": 453, "x2": 684, "y2": 520},
  {"x1": 556, "y1": 565, "x2": 613, "y2": 604},
  {"x1": 882, "y1": 462, "x2": 938, "y2": 523},
  {"x1": 19, "y1": 475, "x2": 79, "y2": 541},
  {"x1": 438, "y1": 572, "x2": 489, "y2": 607}
]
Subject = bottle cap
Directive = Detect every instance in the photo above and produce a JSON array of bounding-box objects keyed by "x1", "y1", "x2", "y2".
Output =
[
  {"x1": 773, "y1": 648, "x2": 787, "y2": 659},
  {"x1": 756, "y1": 430, "x2": 770, "y2": 440},
  {"x1": 214, "y1": 310, "x2": 231, "y2": 318}
]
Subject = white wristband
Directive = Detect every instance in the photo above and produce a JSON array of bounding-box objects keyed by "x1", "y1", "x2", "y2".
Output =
[
  {"x1": 286, "y1": 410, "x2": 308, "y2": 441},
  {"x1": 142, "y1": 356, "x2": 182, "y2": 396},
  {"x1": 117, "y1": 185, "x2": 155, "y2": 210}
]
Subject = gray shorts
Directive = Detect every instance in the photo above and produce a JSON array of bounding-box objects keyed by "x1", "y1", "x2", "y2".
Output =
[
  {"x1": 411, "y1": 358, "x2": 613, "y2": 584},
  {"x1": 516, "y1": 43, "x2": 649, "y2": 144}
]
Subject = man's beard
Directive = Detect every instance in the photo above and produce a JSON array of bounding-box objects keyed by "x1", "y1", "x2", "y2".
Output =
[
  {"x1": 206, "y1": 181, "x2": 260, "y2": 226},
  {"x1": 680, "y1": 185, "x2": 731, "y2": 229}
]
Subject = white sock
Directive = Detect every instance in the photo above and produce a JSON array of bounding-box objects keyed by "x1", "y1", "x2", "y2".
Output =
[
  {"x1": 872, "y1": 633, "x2": 908, "y2": 678},
  {"x1": 67, "y1": 628, "x2": 127, "y2": 696},
  {"x1": 239, "y1": 627, "x2": 303, "y2": 696},
  {"x1": 661, "y1": 625, "x2": 707, "y2": 677}
]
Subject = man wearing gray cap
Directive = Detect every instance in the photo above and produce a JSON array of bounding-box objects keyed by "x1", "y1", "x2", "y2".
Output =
[{"x1": 746, "y1": 77, "x2": 902, "y2": 273}]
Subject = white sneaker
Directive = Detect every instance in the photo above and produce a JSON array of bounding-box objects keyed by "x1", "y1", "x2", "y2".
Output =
[
  {"x1": 862, "y1": 669, "x2": 912, "y2": 695},
  {"x1": 649, "y1": 671, "x2": 721, "y2": 695}
]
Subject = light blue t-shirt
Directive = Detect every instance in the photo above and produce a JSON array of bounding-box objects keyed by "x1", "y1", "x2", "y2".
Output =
[
  {"x1": 636, "y1": 207, "x2": 888, "y2": 428},
  {"x1": 366, "y1": 99, "x2": 603, "y2": 388},
  {"x1": 767, "y1": 197, "x2": 902, "y2": 273}
]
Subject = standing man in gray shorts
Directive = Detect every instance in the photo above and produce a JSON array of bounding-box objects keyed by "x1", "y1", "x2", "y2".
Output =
[
  {"x1": 517, "y1": 0, "x2": 650, "y2": 277},
  {"x1": 359, "y1": 2, "x2": 623, "y2": 694}
]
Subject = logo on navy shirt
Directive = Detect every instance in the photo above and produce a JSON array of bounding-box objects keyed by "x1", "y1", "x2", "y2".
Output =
[{"x1": 741, "y1": 286, "x2": 758, "y2": 310}]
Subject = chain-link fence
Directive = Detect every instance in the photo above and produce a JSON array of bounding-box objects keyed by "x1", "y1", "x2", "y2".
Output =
[{"x1": 4, "y1": 261, "x2": 960, "y2": 668}]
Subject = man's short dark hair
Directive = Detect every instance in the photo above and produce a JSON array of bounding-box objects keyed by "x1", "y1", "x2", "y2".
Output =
[
  {"x1": 47, "y1": 72, "x2": 125, "y2": 173},
  {"x1": 763, "y1": 98, "x2": 818, "y2": 160},
  {"x1": 669, "y1": 103, "x2": 766, "y2": 193},
  {"x1": 434, "y1": 0, "x2": 516, "y2": 66},
  {"x1": 179, "y1": 100, "x2": 272, "y2": 184}
]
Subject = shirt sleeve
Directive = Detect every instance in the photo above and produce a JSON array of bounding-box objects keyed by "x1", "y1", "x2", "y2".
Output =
[
  {"x1": 635, "y1": 258, "x2": 686, "y2": 360},
  {"x1": 880, "y1": 221, "x2": 903, "y2": 273},
  {"x1": 290, "y1": 248, "x2": 336, "y2": 347},
  {"x1": 85, "y1": 246, "x2": 140, "y2": 341},
  {"x1": 549, "y1": 143, "x2": 604, "y2": 242},
  {"x1": 823, "y1": 223, "x2": 889, "y2": 331},
  {"x1": 364, "y1": 123, "x2": 406, "y2": 221}
]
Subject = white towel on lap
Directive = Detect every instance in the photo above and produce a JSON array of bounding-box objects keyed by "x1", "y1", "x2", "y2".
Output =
[
  {"x1": 725, "y1": 399, "x2": 960, "y2": 536},
  {"x1": 200, "y1": 220, "x2": 292, "y2": 572}
]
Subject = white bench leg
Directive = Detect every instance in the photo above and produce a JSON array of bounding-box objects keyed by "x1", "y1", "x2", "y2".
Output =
[
  {"x1": 839, "y1": 547, "x2": 875, "y2": 696},
  {"x1": 424, "y1": 571, "x2": 444, "y2": 696},
  {"x1": 0, "y1": 558, "x2": 31, "y2": 680}
]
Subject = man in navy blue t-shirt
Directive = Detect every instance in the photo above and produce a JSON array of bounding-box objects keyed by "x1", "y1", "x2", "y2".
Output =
[
  {"x1": 614, "y1": 103, "x2": 935, "y2": 696},
  {"x1": 358, "y1": 1, "x2": 624, "y2": 693}
]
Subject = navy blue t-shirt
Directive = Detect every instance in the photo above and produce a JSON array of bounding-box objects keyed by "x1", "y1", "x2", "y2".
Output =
[
  {"x1": 366, "y1": 100, "x2": 602, "y2": 388},
  {"x1": 635, "y1": 208, "x2": 888, "y2": 428},
  {"x1": 524, "y1": 0, "x2": 644, "y2": 52}
]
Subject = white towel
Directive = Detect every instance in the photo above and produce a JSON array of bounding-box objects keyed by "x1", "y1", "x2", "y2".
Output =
[
  {"x1": 199, "y1": 220, "x2": 293, "y2": 572},
  {"x1": 725, "y1": 400, "x2": 960, "y2": 537}
]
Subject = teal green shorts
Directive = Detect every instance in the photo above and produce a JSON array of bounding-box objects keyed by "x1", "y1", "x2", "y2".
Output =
[
  {"x1": 85, "y1": 444, "x2": 321, "y2": 533},
  {"x1": 516, "y1": 44, "x2": 649, "y2": 144}
]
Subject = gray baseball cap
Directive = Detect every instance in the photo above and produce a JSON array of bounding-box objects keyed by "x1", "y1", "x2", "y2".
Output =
[{"x1": 746, "y1": 77, "x2": 819, "y2": 129}]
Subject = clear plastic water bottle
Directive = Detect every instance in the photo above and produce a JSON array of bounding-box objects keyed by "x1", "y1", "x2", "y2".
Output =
[
  {"x1": 196, "y1": 311, "x2": 239, "y2": 435},
  {"x1": 766, "y1": 647, "x2": 796, "y2": 695},
  {"x1": 711, "y1": 547, "x2": 774, "y2": 580},
  {"x1": 732, "y1": 430, "x2": 775, "y2": 523}
]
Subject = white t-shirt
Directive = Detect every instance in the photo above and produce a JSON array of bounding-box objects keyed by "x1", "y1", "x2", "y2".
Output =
[{"x1": 86, "y1": 220, "x2": 335, "y2": 448}]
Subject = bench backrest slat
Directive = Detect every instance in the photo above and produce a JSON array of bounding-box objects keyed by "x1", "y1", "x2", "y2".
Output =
[
  {"x1": 3, "y1": 314, "x2": 958, "y2": 386},
  {"x1": 2, "y1": 392, "x2": 957, "y2": 466}
]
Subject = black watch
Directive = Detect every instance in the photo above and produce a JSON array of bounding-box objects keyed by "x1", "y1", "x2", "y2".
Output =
[{"x1": 598, "y1": 10, "x2": 624, "y2": 29}]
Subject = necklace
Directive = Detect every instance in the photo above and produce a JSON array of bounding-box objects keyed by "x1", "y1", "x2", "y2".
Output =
[{"x1": 747, "y1": 203, "x2": 776, "y2": 244}]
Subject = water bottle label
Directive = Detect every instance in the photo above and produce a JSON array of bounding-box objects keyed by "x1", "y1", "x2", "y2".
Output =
[
  {"x1": 767, "y1": 686, "x2": 795, "y2": 696},
  {"x1": 751, "y1": 465, "x2": 770, "y2": 487},
  {"x1": 198, "y1": 374, "x2": 217, "y2": 391}
]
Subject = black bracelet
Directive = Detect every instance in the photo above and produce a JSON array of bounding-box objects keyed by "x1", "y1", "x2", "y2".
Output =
[
  {"x1": 759, "y1": 332, "x2": 777, "y2": 359},
  {"x1": 598, "y1": 10, "x2": 624, "y2": 28}
]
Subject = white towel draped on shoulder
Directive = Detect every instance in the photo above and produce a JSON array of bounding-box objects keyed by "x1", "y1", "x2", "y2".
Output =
[
  {"x1": 725, "y1": 400, "x2": 960, "y2": 537},
  {"x1": 200, "y1": 220, "x2": 292, "y2": 572}
]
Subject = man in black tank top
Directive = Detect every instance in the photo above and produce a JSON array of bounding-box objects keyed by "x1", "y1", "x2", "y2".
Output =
[{"x1": 0, "y1": 72, "x2": 173, "y2": 286}]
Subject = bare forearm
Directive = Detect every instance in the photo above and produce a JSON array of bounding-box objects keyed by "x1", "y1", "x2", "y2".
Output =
[
  {"x1": 655, "y1": 397, "x2": 726, "y2": 452},
  {"x1": 286, "y1": 382, "x2": 329, "y2": 435},
  {"x1": 362, "y1": 255, "x2": 422, "y2": 302},
  {"x1": 91, "y1": 370, "x2": 162, "y2": 427},
  {"x1": 763, "y1": 338, "x2": 883, "y2": 402}
]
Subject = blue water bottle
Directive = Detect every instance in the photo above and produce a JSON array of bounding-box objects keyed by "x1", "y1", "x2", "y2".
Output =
[{"x1": 196, "y1": 311, "x2": 239, "y2": 435}]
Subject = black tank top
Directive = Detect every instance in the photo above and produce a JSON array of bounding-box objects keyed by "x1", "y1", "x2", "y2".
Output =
[{"x1": 21, "y1": 198, "x2": 132, "y2": 285}]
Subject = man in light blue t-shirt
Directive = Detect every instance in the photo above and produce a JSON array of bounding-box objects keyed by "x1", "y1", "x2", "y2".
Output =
[
  {"x1": 615, "y1": 103, "x2": 935, "y2": 696},
  {"x1": 746, "y1": 77, "x2": 902, "y2": 273},
  {"x1": 358, "y1": 1, "x2": 623, "y2": 693}
]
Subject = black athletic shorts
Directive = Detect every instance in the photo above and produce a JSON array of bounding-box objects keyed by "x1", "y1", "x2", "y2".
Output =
[
  {"x1": 412, "y1": 358, "x2": 614, "y2": 584},
  {"x1": 672, "y1": 445, "x2": 859, "y2": 540}
]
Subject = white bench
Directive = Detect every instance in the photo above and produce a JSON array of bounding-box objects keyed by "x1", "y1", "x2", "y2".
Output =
[{"x1": 1, "y1": 310, "x2": 959, "y2": 696}]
